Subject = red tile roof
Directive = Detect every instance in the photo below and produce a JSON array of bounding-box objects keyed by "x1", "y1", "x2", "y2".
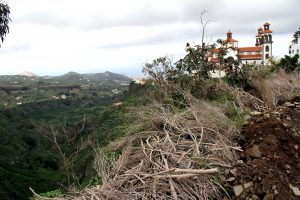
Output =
[
  {"x1": 264, "y1": 22, "x2": 270, "y2": 26},
  {"x1": 240, "y1": 54, "x2": 262, "y2": 60},
  {"x1": 225, "y1": 38, "x2": 238, "y2": 42},
  {"x1": 258, "y1": 27, "x2": 263, "y2": 30},
  {"x1": 238, "y1": 47, "x2": 262, "y2": 52},
  {"x1": 209, "y1": 58, "x2": 220, "y2": 62},
  {"x1": 212, "y1": 49, "x2": 220, "y2": 53},
  {"x1": 263, "y1": 30, "x2": 273, "y2": 33}
]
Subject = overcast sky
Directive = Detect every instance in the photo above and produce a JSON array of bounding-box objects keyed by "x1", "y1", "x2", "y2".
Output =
[{"x1": 0, "y1": 0, "x2": 299, "y2": 77}]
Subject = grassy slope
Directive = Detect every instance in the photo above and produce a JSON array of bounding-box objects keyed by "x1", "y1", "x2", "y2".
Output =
[
  {"x1": 75, "y1": 89, "x2": 146, "y2": 186},
  {"x1": 0, "y1": 84, "x2": 146, "y2": 199},
  {"x1": 0, "y1": 72, "x2": 133, "y2": 199},
  {"x1": 0, "y1": 109, "x2": 65, "y2": 200}
]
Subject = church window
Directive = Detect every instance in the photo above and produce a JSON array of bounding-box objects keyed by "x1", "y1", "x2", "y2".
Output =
[
  {"x1": 265, "y1": 46, "x2": 269, "y2": 52},
  {"x1": 266, "y1": 54, "x2": 269, "y2": 59},
  {"x1": 265, "y1": 25, "x2": 269, "y2": 30}
]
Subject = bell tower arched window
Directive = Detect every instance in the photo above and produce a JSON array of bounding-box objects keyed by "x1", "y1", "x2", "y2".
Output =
[
  {"x1": 266, "y1": 46, "x2": 269, "y2": 52},
  {"x1": 266, "y1": 54, "x2": 269, "y2": 59}
]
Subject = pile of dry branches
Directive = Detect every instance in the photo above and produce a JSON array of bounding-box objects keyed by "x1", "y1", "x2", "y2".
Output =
[
  {"x1": 233, "y1": 88, "x2": 268, "y2": 112},
  {"x1": 74, "y1": 93, "x2": 241, "y2": 200}
]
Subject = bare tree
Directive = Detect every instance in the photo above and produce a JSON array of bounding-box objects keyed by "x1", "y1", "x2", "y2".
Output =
[
  {"x1": 200, "y1": 9, "x2": 214, "y2": 48},
  {"x1": 176, "y1": 10, "x2": 217, "y2": 81},
  {"x1": 37, "y1": 115, "x2": 93, "y2": 188}
]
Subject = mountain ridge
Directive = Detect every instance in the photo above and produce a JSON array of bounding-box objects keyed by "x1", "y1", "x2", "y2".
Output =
[
  {"x1": 18, "y1": 71, "x2": 37, "y2": 77},
  {"x1": 14, "y1": 71, "x2": 132, "y2": 81}
]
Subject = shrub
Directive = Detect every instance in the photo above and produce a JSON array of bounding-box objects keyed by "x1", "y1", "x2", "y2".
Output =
[
  {"x1": 224, "y1": 64, "x2": 254, "y2": 89},
  {"x1": 278, "y1": 54, "x2": 300, "y2": 73},
  {"x1": 250, "y1": 69, "x2": 300, "y2": 107},
  {"x1": 39, "y1": 189, "x2": 63, "y2": 198}
]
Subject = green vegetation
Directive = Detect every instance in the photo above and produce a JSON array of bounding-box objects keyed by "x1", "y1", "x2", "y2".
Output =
[
  {"x1": 39, "y1": 190, "x2": 63, "y2": 198},
  {"x1": 0, "y1": 72, "x2": 133, "y2": 199},
  {"x1": 279, "y1": 54, "x2": 300, "y2": 72},
  {"x1": 0, "y1": 109, "x2": 65, "y2": 199},
  {"x1": 0, "y1": 71, "x2": 130, "y2": 108},
  {"x1": 1, "y1": 5, "x2": 298, "y2": 197},
  {"x1": 2, "y1": 39, "x2": 295, "y2": 200}
]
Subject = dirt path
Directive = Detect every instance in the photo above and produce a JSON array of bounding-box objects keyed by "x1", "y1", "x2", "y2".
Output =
[{"x1": 222, "y1": 101, "x2": 300, "y2": 200}]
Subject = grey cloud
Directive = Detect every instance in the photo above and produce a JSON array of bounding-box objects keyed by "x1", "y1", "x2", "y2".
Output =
[
  {"x1": 0, "y1": 44, "x2": 31, "y2": 54},
  {"x1": 91, "y1": 0, "x2": 300, "y2": 52},
  {"x1": 97, "y1": 34, "x2": 181, "y2": 50},
  {"x1": 82, "y1": 0, "x2": 224, "y2": 31},
  {"x1": 179, "y1": 0, "x2": 224, "y2": 21},
  {"x1": 83, "y1": 11, "x2": 175, "y2": 30},
  {"x1": 14, "y1": 12, "x2": 72, "y2": 28},
  {"x1": 210, "y1": 0, "x2": 300, "y2": 35},
  {"x1": 14, "y1": 0, "x2": 299, "y2": 38},
  {"x1": 81, "y1": 0, "x2": 300, "y2": 42},
  {"x1": 95, "y1": 24, "x2": 201, "y2": 49}
]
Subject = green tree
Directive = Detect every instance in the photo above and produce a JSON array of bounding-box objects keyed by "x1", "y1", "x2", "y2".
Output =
[
  {"x1": 176, "y1": 42, "x2": 215, "y2": 81},
  {"x1": 0, "y1": 1, "x2": 10, "y2": 47},
  {"x1": 176, "y1": 10, "x2": 216, "y2": 81},
  {"x1": 142, "y1": 56, "x2": 177, "y2": 87},
  {"x1": 279, "y1": 54, "x2": 300, "y2": 72},
  {"x1": 292, "y1": 27, "x2": 300, "y2": 44}
]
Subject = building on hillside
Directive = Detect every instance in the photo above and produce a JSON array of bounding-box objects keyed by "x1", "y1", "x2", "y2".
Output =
[
  {"x1": 209, "y1": 22, "x2": 273, "y2": 66},
  {"x1": 133, "y1": 78, "x2": 146, "y2": 85},
  {"x1": 289, "y1": 28, "x2": 300, "y2": 57}
]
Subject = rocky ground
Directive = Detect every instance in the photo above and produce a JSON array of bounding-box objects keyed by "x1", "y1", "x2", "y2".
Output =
[{"x1": 222, "y1": 99, "x2": 300, "y2": 200}]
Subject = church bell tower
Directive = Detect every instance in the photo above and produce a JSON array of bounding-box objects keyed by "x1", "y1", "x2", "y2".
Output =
[{"x1": 261, "y1": 22, "x2": 273, "y2": 64}]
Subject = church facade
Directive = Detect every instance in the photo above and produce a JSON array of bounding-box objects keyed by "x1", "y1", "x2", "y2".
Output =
[{"x1": 209, "y1": 23, "x2": 273, "y2": 66}]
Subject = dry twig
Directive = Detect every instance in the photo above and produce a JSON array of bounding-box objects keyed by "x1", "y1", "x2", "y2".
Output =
[{"x1": 73, "y1": 93, "x2": 239, "y2": 200}]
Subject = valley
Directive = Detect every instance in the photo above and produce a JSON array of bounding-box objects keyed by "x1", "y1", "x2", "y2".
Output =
[{"x1": 0, "y1": 71, "x2": 133, "y2": 199}]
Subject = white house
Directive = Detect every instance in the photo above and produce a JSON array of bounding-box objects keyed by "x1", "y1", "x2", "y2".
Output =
[{"x1": 209, "y1": 22, "x2": 273, "y2": 66}]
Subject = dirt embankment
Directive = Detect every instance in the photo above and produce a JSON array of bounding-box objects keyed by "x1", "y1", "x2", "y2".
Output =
[{"x1": 222, "y1": 100, "x2": 300, "y2": 200}]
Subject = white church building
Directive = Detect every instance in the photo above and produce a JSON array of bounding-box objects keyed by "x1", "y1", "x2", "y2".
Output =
[{"x1": 209, "y1": 22, "x2": 273, "y2": 66}]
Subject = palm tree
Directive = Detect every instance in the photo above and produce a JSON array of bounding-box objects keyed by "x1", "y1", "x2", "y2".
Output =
[
  {"x1": 0, "y1": 1, "x2": 11, "y2": 47},
  {"x1": 292, "y1": 27, "x2": 300, "y2": 44}
]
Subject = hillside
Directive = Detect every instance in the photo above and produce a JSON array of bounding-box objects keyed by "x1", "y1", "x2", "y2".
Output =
[
  {"x1": 2, "y1": 56, "x2": 300, "y2": 200},
  {"x1": 2, "y1": 1, "x2": 300, "y2": 199},
  {"x1": 0, "y1": 71, "x2": 131, "y2": 109},
  {"x1": 47, "y1": 71, "x2": 131, "y2": 84},
  {"x1": 2, "y1": 66, "x2": 300, "y2": 200},
  {"x1": 0, "y1": 71, "x2": 134, "y2": 199},
  {"x1": 0, "y1": 71, "x2": 130, "y2": 86},
  {"x1": 33, "y1": 61, "x2": 299, "y2": 200}
]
